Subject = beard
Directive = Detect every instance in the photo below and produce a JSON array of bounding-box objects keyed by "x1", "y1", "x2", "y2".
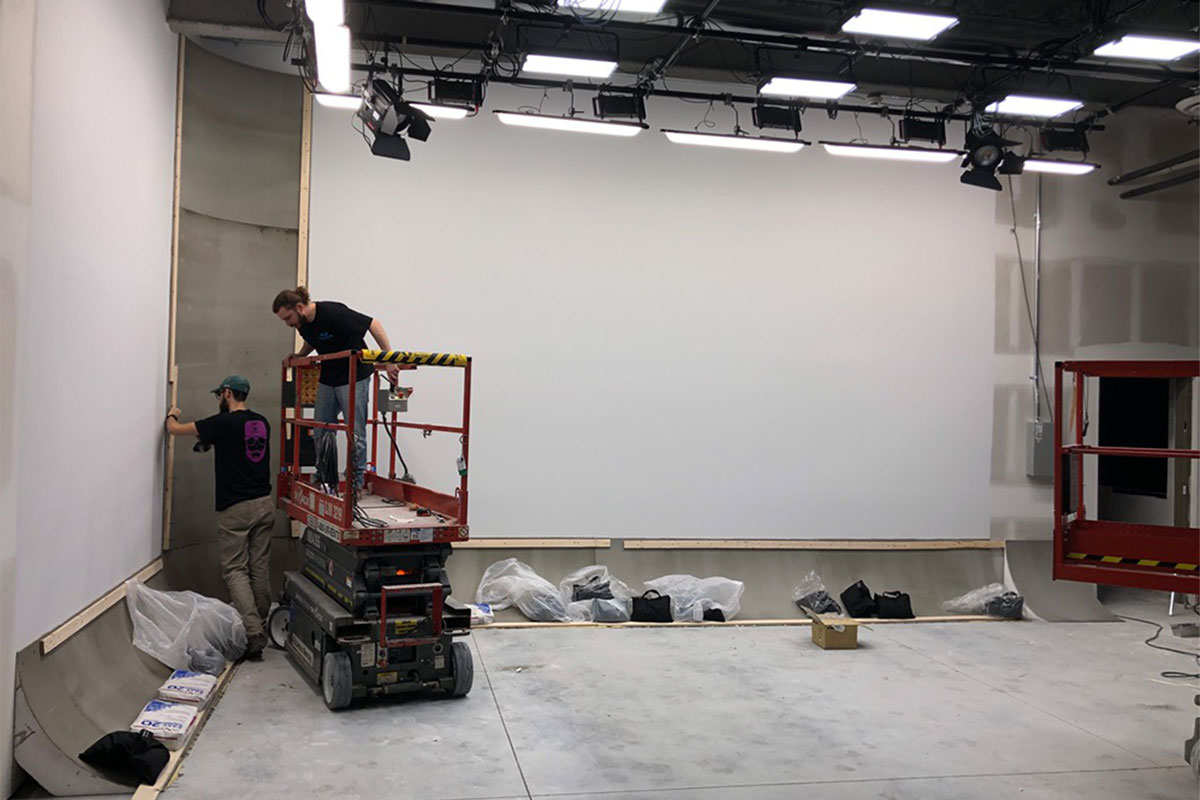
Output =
[{"x1": 219, "y1": 398, "x2": 230, "y2": 414}]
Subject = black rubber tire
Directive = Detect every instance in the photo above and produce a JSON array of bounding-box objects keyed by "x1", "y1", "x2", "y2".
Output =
[
  {"x1": 322, "y1": 651, "x2": 353, "y2": 710},
  {"x1": 450, "y1": 640, "x2": 473, "y2": 697},
  {"x1": 267, "y1": 605, "x2": 290, "y2": 650}
]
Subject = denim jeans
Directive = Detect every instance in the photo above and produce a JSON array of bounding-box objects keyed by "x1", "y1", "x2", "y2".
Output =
[{"x1": 314, "y1": 376, "x2": 370, "y2": 489}]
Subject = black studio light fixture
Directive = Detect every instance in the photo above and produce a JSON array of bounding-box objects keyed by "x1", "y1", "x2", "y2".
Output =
[
  {"x1": 357, "y1": 78, "x2": 434, "y2": 161},
  {"x1": 960, "y1": 122, "x2": 1021, "y2": 190}
]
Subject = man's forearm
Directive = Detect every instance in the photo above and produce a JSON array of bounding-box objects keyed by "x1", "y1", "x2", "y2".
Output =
[{"x1": 369, "y1": 320, "x2": 392, "y2": 352}]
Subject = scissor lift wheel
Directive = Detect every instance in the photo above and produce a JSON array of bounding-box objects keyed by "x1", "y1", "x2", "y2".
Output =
[
  {"x1": 322, "y1": 652, "x2": 353, "y2": 710},
  {"x1": 451, "y1": 640, "x2": 473, "y2": 697},
  {"x1": 267, "y1": 604, "x2": 290, "y2": 650}
]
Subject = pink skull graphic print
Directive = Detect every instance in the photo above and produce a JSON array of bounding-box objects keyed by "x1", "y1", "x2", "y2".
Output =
[{"x1": 244, "y1": 420, "x2": 268, "y2": 463}]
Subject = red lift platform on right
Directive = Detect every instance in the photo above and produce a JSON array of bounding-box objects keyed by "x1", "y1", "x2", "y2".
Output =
[{"x1": 1053, "y1": 359, "x2": 1200, "y2": 595}]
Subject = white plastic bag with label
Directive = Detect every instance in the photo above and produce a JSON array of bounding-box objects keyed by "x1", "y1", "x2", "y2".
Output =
[
  {"x1": 126, "y1": 580, "x2": 247, "y2": 670},
  {"x1": 475, "y1": 559, "x2": 569, "y2": 622},
  {"x1": 643, "y1": 574, "x2": 745, "y2": 622}
]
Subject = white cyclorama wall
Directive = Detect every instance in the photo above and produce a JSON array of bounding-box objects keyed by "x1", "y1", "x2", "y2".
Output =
[
  {"x1": 13, "y1": 0, "x2": 176, "y2": 646},
  {"x1": 309, "y1": 88, "x2": 995, "y2": 539}
]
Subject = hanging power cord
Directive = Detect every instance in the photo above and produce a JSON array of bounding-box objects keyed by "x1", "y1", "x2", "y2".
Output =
[
  {"x1": 1006, "y1": 173, "x2": 1054, "y2": 424},
  {"x1": 1117, "y1": 608, "x2": 1200, "y2": 680}
]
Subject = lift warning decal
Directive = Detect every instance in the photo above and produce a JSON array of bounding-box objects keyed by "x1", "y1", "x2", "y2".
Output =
[
  {"x1": 1066, "y1": 552, "x2": 1199, "y2": 572},
  {"x1": 361, "y1": 349, "x2": 469, "y2": 368}
]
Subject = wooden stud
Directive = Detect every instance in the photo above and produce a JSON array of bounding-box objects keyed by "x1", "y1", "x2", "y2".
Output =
[
  {"x1": 40, "y1": 559, "x2": 164, "y2": 655},
  {"x1": 162, "y1": 35, "x2": 186, "y2": 552}
]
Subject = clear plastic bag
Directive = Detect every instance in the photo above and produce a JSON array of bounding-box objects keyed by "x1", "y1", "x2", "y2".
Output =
[
  {"x1": 125, "y1": 580, "x2": 246, "y2": 670},
  {"x1": 558, "y1": 565, "x2": 633, "y2": 605},
  {"x1": 567, "y1": 597, "x2": 632, "y2": 623},
  {"x1": 942, "y1": 583, "x2": 1010, "y2": 614},
  {"x1": 791, "y1": 570, "x2": 843, "y2": 615},
  {"x1": 475, "y1": 559, "x2": 570, "y2": 622},
  {"x1": 643, "y1": 574, "x2": 745, "y2": 622}
]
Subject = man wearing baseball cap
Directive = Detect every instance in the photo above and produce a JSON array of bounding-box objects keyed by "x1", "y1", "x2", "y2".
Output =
[{"x1": 165, "y1": 375, "x2": 275, "y2": 660}]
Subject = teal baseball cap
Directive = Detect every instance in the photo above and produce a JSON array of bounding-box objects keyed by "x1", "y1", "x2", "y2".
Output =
[{"x1": 211, "y1": 375, "x2": 251, "y2": 395}]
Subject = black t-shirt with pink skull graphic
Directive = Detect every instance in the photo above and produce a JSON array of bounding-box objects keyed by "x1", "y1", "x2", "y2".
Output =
[{"x1": 194, "y1": 410, "x2": 272, "y2": 511}]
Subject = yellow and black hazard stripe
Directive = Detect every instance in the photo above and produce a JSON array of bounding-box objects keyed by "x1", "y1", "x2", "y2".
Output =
[
  {"x1": 361, "y1": 350, "x2": 470, "y2": 368},
  {"x1": 1066, "y1": 552, "x2": 1199, "y2": 572}
]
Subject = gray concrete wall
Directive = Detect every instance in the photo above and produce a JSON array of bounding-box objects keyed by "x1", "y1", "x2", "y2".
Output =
[
  {"x1": 990, "y1": 108, "x2": 1200, "y2": 542},
  {"x1": 166, "y1": 40, "x2": 302, "y2": 600}
]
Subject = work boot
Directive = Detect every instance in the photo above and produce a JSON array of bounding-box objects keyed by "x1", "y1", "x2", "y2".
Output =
[{"x1": 244, "y1": 634, "x2": 267, "y2": 662}]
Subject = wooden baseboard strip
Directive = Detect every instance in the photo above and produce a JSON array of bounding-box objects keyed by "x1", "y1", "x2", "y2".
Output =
[
  {"x1": 455, "y1": 538, "x2": 611, "y2": 549},
  {"x1": 622, "y1": 539, "x2": 1004, "y2": 551},
  {"x1": 131, "y1": 660, "x2": 236, "y2": 799},
  {"x1": 41, "y1": 557, "x2": 165, "y2": 656},
  {"x1": 481, "y1": 615, "x2": 1010, "y2": 629}
]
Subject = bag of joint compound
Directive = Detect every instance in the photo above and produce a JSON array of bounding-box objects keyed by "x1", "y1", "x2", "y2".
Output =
[
  {"x1": 157, "y1": 670, "x2": 218, "y2": 706},
  {"x1": 130, "y1": 700, "x2": 197, "y2": 750}
]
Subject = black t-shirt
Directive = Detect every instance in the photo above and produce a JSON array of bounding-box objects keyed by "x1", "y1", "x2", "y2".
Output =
[
  {"x1": 194, "y1": 410, "x2": 272, "y2": 511},
  {"x1": 298, "y1": 301, "x2": 376, "y2": 387}
]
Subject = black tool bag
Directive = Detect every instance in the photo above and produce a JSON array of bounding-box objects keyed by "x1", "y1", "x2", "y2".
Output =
[
  {"x1": 630, "y1": 590, "x2": 672, "y2": 622},
  {"x1": 572, "y1": 575, "x2": 614, "y2": 601},
  {"x1": 875, "y1": 591, "x2": 915, "y2": 619},
  {"x1": 79, "y1": 730, "x2": 169, "y2": 785},
  {"x1": 702, "y1": 608, "x2": 726, "y2": 622},
  {"x1": 840, "y1": 580, "x2": 877, "y2": 617},
  {"x1": 985, "y1": 592, "x2": 1024, "y2": 619},
  {"x1": 795, "y1": 590, "x2": 842, "y2": 615}
]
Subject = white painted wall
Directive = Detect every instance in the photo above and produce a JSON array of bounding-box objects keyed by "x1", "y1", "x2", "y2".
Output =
[
  {"x1": 1, "y1": 0, "x2": 36, "y2": 791},
  {"x1": 309, "y1": 88, "x2": 996, "y2": 539},
  {"x1": 2, "y1": 2, "x2": 175, "y2": 787}
]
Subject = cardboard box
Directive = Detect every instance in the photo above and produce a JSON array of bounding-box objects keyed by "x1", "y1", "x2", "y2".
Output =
[{"x1": 811, "y1": 615, "x2": 858, "y2": 650}]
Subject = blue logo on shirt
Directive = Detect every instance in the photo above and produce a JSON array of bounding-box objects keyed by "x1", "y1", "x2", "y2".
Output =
[{"x1": 318, "y1": 332, "x2": 333, "y2": 341}]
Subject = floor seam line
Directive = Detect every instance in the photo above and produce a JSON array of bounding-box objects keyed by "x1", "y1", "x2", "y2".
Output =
[
  {"x1": 523, "y1": 764, "x2": 1192, "y2": 796},
  {"x1": 474, "y1": 636, "x2": 534, "y2": 800}
]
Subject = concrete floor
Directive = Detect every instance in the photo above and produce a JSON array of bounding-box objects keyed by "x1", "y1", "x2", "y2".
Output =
[{"x1": 155, "y1": 590, "x2": 1199, "y2": 800}]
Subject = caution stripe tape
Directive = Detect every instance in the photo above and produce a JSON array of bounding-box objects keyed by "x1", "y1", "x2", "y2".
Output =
[
  {"x1": 361, "y1": 350, "x2": 469, "y2": 368},
  {"x1": 1066, "y1": 552, "x2": 1199, "y2": 572}
]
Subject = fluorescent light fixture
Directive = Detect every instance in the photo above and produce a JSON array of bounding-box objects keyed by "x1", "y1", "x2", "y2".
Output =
[
  {"x1": 759, "y1": 77, "x2": 856, "y2": 100},
  {"x1": 662, "y1": 130, "x2": 806, "y2": 153},
  {"x1": 411, "y1": 103, "x2": 471, "y2": 120},
  {"x1": 305, "y1": 0, "x2": 344, "y2": 26},
  {"x1": 821, "y1": 141, "x2": 961, "y2": 162},
  {"x1": 557, "y1": 0, "x2": 668, "y2": 12},
  {"x1": 522, "y1": 53, "x2": 618, "y2": 79},
  {"x1": 985, "y1": 95, "x2": 1083, "y2": 117},
  {"x1": 495, "y1": 111, "x2": 644, "y2": 136},
  {"x1": 1023, "y1": 159, "x2": 1099, "y2": 175},
  {"x1": 1093, "y1": 35, "x2": 1200, "y2": 61},
  {"x1": 841, "y1": 8, "x2": 958, "y2": 41},
  {"x1": 314, "y1": 24, "x2": 351, "y2": 93},
  {"x1": 314, "y1": 92, "x2": 361, "y2": 110}
]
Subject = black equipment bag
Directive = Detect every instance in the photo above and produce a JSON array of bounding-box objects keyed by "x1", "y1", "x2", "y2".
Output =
[
  {"x1": 630, "y1": 590, "x2": 672, "y2": 622},
  {"x1": 840, "y1": 580, "x2": 877, "y2": 617},
  {"x1": 875, "y1": 591, "x2": 915, "y2": 619},
  {"x1": 79, "y1": 730, "x2": 169, "y2": 785}
]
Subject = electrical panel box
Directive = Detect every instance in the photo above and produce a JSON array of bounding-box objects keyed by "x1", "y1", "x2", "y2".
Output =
[{"x1": 1026, "y1": 419, "x2": 1055, "y2": 480}]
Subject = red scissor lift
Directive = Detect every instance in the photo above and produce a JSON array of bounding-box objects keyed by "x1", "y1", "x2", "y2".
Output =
[
  {"x1": 1053, "y1": 360, "x2": 1200, "y2": 595},
  {"x1": 272, "y1": 348, "x2": 474, "y2": 709}
]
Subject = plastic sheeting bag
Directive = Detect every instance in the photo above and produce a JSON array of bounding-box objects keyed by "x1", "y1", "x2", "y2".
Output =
[
  {"x1": 475, "y1": 559, "x2": 570, "y2": 622},
  {"x1": 126, "y1": 580, "x2": 246, "y2": 670},
  {"x1": 566, "y1": 597, "x2": 632, "y2": 623},
  {"x1": 942, "y1": 583, "x2": 1011, "y2": 615},
  {"x1": 643, "y1": 574, "x2": 745, "y2": 622},
  {"x1": 558, "y1": 565, "x2": 632, "y2": 604},
  {"x1": 791, "y1": 570, "x2": 842, "y2": 615}
]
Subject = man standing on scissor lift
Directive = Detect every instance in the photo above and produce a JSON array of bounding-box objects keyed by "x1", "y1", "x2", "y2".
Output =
[{"x1": 271, "y1": 285, "x2": 400, "y2": 491}]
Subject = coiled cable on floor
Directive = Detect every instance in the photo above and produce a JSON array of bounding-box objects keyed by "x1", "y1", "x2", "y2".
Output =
[{"x1": 1116, "y1": 613, "x2": 1200, "y2": 679}]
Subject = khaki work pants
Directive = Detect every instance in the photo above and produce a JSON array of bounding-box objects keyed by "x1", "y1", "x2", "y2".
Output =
[{"x1": 217, "y1": 495, "x2": 275, "y2": 641}]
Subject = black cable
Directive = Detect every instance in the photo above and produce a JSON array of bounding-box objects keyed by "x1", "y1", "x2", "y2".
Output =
[
  {"x1": 1116, "y1": 613, "x2": 1200, "y2": 679},
  {"x1": 1006, "y1": 174, "x2": 1055, "y2": 425},
  {"x1": 382, "y1": 417, "x2": 415, "y2": 483}
]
